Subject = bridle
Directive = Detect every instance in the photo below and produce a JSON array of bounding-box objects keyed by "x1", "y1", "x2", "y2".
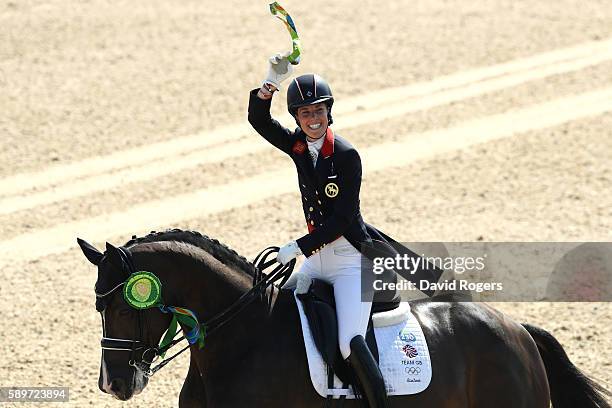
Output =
[
  {"x1": 96, "y1": 246, "x2": 295, "y2": 377},
  {"x1": 98, "y1": 247, "x2": 154, "y2": 373}
]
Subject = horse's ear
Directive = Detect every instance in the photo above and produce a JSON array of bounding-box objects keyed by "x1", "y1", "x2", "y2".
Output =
[
  {"x1": 105, "y1": 242, "x2": 123, "y2": 268},
  {"x1": 105, "y1": 241, "x2": 118, "y2": 252},
  {"x1": 77, "y1": 238, "x2": 103, "y2": 266}
]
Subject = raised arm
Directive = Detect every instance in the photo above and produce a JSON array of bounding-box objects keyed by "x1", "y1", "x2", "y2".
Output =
[
  {"x1": 247, "y1": 86, "x2": 295, "y2": 154},
  {"x1": 247, "y1": 54, "x2": 296, "y2": 154}
]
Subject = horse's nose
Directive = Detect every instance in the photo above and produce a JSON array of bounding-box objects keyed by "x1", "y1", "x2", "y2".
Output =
[{"x1": 110, "y1": 378, "x2": 133, "y2": 401}]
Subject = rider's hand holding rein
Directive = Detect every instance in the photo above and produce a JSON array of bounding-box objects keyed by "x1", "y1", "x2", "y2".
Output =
[
  {"x1": 258, "y1": 51, "x2": 294, "y2": 100},
  {"x1": 277, "y1": 241, "x2": 303, "y2": 265}
]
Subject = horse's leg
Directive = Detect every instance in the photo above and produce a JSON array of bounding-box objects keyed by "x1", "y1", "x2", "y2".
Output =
[{"x1": 179, "y1": 353, "x2": 207, "y2": 408}]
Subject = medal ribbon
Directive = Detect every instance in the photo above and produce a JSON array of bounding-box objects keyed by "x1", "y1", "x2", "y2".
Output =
[
  {"x1": 159, "y1": 306, "x2": 206, "y2": 352},
  {"x1": 269, "y1": 2, "x2": 301, "y2": 64},
  {"x1": 122, "y1": 271, "x2": 207, "y2": 353}
]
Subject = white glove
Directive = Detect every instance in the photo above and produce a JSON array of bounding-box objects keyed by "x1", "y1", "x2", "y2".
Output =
[
  {"x1": 281, "y1": 271, "x2": 300, "y2": 290},
  {"x1": 263, "y1": 51, "x2": 294, "y2": 90},
  {"x1": 277, "y1": 240, "x2": 302, "y2": 265}
]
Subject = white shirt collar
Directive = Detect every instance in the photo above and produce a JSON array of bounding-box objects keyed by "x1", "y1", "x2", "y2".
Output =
[{"x1": 306, "y1": 136, "x2": 324, "y2": 165}]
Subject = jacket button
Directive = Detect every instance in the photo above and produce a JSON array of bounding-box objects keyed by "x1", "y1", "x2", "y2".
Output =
[
  {"x1": 310, "y1": 220, "x2": 314, "y2": 225},
  {"x1": 309, "y1": 207, "x2": 313, "y2": 212}
]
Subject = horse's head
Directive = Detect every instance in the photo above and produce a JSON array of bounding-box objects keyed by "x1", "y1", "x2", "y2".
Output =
[{"x1": 77, "y1": 238, "x2": 173, "y2": 401}]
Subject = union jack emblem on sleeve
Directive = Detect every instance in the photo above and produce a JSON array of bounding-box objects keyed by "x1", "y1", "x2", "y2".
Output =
[{"x1": 292, "y1": 140, "x2": 306, "y2": 154}]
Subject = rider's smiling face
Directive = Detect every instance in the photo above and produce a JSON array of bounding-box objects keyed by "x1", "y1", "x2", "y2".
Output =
[{"x1": 297, "y1": 103, "x2": 328, "y2": 140}]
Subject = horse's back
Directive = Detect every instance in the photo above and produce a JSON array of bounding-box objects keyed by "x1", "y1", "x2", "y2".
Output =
[
  {"x1": 410, "y1": 300, "x2": 550, "y2": 408},
  {"x1": 270, "y1": 290, "x2": 550, "y2": 407}
]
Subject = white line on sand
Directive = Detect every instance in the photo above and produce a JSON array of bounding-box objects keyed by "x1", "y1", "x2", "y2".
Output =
[
  {"x1": 1, "y1": 42, "x2": 611, "y2": 214},
  {"x1": 1, "y1": 87, "x2": 610, "y2": 265},
  {"x1": 1, "y1": 37, "x2": 610, "y2": 198}
]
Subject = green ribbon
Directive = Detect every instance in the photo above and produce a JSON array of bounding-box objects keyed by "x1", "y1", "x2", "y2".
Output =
[
  {"x1": 269, "y1": 2, "x2": 301, "y2": 65},
  {"x1": 122, "y1": 271, "x2": 206, "y2": 355},
  {"x1": 158, "y1": 306, "x2": 206, "y2": 352}
]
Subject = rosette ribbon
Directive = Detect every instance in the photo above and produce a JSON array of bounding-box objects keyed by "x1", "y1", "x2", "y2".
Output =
[
  {"x1": 158, "y1": 306, "x2": 206, "y2": 352},
  {"x1": 122, "y1": 271, "x2": 206, "y2": 354}
]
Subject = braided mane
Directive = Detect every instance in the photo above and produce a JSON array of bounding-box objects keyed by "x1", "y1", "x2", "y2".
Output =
[{"x1": 124, "y1": 229, "x2": 256, "y2": 277}]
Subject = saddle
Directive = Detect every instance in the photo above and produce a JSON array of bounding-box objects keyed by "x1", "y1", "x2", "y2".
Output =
[{"x1": 296, "y1": 278, "x2": 400, "y2": 387}]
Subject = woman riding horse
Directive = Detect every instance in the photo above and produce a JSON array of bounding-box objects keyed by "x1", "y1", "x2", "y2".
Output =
[
  {"x1": 248, "y1": 55, "x2": 392, "y2": 407},
  {"x1": 78, "y1": 232, "x2": 611, "y2": 407}
]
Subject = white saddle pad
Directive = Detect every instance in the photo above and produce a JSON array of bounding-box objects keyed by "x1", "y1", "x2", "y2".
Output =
[{"x1": 294, "y1": 293, "x2": 432, "y2": 398}]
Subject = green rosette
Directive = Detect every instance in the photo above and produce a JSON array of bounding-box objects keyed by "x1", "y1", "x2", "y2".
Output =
[{"x1": 123, "y1": 271, "x2": 162, "y2": 309}]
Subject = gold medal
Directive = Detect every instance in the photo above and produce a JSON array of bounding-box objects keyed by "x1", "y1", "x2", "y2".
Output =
[{"x1": 325, "y1": 183, "x2": 339, "y2": 198}]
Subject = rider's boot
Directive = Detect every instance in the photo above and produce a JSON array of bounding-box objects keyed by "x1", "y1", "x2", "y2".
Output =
[{"x1": 347, "y1": 335, "x2": 390, "y2": 408}]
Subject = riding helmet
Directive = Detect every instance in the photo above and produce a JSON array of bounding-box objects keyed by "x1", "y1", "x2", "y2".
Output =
[{"x1": 287, "y1": 73, "x2": 334, "y2": 125}]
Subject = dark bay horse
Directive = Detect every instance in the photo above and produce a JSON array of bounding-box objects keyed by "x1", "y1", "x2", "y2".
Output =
[{"x1": 78, "y1": 230, "x2": 611, "y2": 407}]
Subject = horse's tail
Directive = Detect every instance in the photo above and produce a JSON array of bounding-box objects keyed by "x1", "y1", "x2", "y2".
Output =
[{"x1": 522, "y1": 323, "x2": 611, "y2": 408}]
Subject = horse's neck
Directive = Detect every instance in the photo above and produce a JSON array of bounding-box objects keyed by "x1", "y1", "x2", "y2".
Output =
[
  {"x1": 148, "y1": 246, "x2": 305, "y2": 401},
  {"x1": 149, "y1": 246, "x2": 253, "y2": 308},
  {"x1": 182, "y1": 252, "x2": 271, "y2": 366},
  {"x1": 135, "y1": 244, "x2": 259, "y2": 332},
  {"x1": 195, "y1": 289, "x2": 310, "y2": 405}
]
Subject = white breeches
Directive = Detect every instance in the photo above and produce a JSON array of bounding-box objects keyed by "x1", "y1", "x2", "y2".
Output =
[{"x1": 298, "y1": 236, "x2": 372, "y2": 359}]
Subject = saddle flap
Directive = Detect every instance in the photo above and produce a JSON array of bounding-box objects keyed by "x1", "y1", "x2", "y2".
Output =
[
  {"x1": 294, "y1": 288, "x2": 433, "y2": 399},
  {"x1": 296, "y1": 280, "x2": 337, "y2": 366},
  {"x1": 296, "y1": 278, "x2": 379, "y2": 386}
]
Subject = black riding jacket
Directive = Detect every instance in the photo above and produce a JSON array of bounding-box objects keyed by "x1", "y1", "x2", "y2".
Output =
[
  {"x1": 247, "y1": 89, "x2": 442, "y2": 299},
  {"x1": 248, "y1": 89, "x2": 371, "y2": 257}
]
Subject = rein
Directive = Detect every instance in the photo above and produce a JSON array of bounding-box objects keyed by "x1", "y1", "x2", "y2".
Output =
[{"x1": 97, "y1": 245, "x2": 295, "y2": 377}]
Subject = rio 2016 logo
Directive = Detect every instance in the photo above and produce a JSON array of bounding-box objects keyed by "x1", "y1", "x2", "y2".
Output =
[{"x1": 399, "y1": 328, "x2": 417, "y2": 343}]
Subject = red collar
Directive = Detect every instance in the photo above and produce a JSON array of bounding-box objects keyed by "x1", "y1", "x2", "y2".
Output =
[{"x1": 320, "y1": 127, "x2": 334, "y2": 158}]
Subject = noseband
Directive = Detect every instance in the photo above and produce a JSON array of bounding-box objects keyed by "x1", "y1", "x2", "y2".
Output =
[{"x1": 96, "y1": 246, "x2": 294, "y2": 377}]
